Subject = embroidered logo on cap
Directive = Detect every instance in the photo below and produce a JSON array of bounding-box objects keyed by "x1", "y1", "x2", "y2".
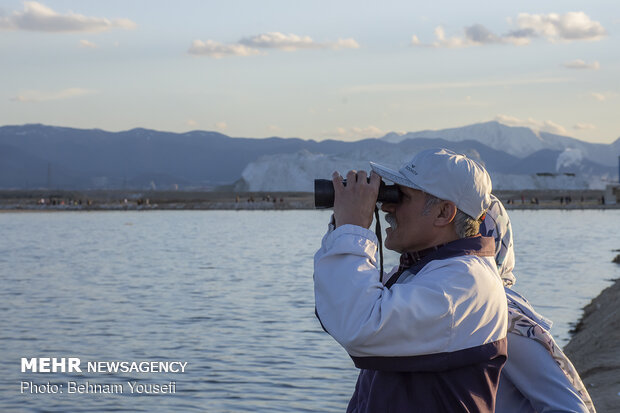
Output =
[{"x1": 405, "y1": 164, "x2": 418, "y2": 175}]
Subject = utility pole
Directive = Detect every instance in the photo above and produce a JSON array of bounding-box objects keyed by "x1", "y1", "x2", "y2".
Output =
[{"x1": 47, "y1": 162, "x2": 52, "y2": 189}]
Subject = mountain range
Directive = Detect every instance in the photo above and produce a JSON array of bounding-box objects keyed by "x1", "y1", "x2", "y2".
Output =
[{"x1": 0, "y1": 122, "x2": 618, "y2": 191}]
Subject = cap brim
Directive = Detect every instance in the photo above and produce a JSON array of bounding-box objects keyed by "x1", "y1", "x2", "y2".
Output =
[{"x1": 370, "y1": 161, "x2": 421, "y2": 189}]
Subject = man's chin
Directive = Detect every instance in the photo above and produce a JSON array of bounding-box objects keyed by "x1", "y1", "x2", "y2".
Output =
[{"x1": 384, "y1": 235, "x2": 400, "y2": 253}]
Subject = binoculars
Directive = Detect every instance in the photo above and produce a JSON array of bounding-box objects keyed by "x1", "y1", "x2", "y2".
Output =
[{"x1": 314, "y1": 178, "x2": 400, "y2": 208}]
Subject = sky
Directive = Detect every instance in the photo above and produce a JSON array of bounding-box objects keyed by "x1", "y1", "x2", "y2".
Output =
[{"x1": 1, "y1": 0, "x2": 619, "y2": 143}]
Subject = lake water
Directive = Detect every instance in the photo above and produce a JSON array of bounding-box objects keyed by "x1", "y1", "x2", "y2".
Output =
[{"x1": 1, "y1": 210, "x2": 619, "y2": 412}]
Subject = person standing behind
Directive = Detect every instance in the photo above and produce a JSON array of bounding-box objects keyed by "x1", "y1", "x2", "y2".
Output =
[
  {"x1": 481, "y1": 195, "x2": 595, "y2": 413},
  {"x1": 314, "y1": 148, "x2": 508, "y2": 412}
]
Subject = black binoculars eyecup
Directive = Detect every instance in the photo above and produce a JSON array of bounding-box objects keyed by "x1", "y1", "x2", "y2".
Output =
[{"x1": 313, "y1": 179, "x2": 400, "y2": 208}]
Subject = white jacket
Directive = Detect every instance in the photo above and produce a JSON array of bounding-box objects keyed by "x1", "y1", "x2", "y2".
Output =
[{"x1": 314, "y1": 223, "x2": 507, "y2": 358}]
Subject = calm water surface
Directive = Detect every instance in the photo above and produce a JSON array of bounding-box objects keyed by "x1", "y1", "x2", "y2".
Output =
[{"x1": 1, "y1": 210, "x2": 619, "y2": 412}]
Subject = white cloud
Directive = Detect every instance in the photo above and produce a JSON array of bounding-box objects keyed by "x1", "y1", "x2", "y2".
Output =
[
  {"x1": 563, "y1": 59, "x2": 600, "y2": 70},
  {"x1": 432, "y1": 25, "x2": 474, "y2": 48},
  {"x1": 537, "y1": 121, "x2": 568, "y2": 136},
  {"x1": 410, "y1": 24, "x2": 527, "y2": 49},
  {"x1": 189, "y1": 32, "x2": 358, "y2": 58},
  {"x1": 412, "y1": 12, "x2": 606, "y2": 49},
  {"x1": 79, "y1": 39, "x2": 97, "y2": 48},
  {"x1": 0, "y1": 1, "x2": 136, "y2": 33},
  {"x1": 326, "y1": 126, "x2": 385, "y2": 141},
  {"x1": 512, "y1": 12, "x2": 607, "y2": 42},
  {"x1": 463, "y1": 24, "x2": 501, "y2": 45},
  {"x1": 573, "y1": 123, "x2": 596, "y2": 130},
  {"x1": 214, "y1": 122, "x2": 227, "y2": 131},
  {"x1": 500, "y1": 33, "x2": 532, "y2": 46},
  {"x1": 239, "y1": 32, "x2": 359, "y2": 51},
  {"x1": 188, "y1": 40, "x2": 261, "y2": 58},
  {"x1": 331, "y1": 38, "x2": 360, "y2": 50},
  {"x1": 10, "y1": 87, "x2": 97, "y2": 103},
  {"x1": 413, "y1": 24, "x2": 531, "y2": 49},
  {"x1": 494, "y1": 114, "x2": 568, "y2": 135},
  {"x1": 240, "y1": 32, "x2": 312, "y2": 51},
  {"x1": 590, "y1": 92, "x2": 616, "y2": 101},
  {"x1": 186, "y1": 119, "x2": 198, "y2": 128}
]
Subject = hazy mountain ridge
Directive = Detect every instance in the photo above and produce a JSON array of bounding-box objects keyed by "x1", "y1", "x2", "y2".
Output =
[
  {"x1": 0, "y1": 123, "x2": 617, "y2": 190},
  {"x1": 1, "y1": 124, "x2": 315, "y2": 189}
]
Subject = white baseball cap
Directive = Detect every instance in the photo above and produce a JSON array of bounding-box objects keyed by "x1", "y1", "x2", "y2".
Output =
[{"x1": 370, "y1": 148, "x2": 492, "y2": 219}]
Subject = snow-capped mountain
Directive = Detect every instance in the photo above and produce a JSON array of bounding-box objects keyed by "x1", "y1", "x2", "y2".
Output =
[{"x1": 383, "y1": 121, "x2": 619, "y2": 167}]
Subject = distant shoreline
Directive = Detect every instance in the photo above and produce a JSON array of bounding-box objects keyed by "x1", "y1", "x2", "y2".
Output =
[
  {"x1": 2, "y1": 204, "x2": 620, "y2": 212},
  {"x1": 0, "y1": 189, "x2": 618, "y2": 211}
]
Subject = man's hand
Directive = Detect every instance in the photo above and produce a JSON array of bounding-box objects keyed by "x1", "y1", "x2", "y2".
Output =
[{"x1": 332, "y1": 170, "x2": 381, "y2": 229}]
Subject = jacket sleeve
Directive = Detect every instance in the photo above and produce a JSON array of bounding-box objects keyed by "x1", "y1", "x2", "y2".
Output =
[
  {"x1": 314, "y1": 224, "x2": 457, "y2": 357},
  {"x1": 500, "y1": 333, "x2": 589, "y2": 413}
]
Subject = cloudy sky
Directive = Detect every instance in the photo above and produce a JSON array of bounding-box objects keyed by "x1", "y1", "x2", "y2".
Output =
[{"x1": 1, "y1": 0, "x2": 618, "y2": 143}]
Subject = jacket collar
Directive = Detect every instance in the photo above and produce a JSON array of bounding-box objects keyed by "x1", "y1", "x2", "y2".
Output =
[{"x1": 386, "y1": 235, "x2": 495, "y2": 288}]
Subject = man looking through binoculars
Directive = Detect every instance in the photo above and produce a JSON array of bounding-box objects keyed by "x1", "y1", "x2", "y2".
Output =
[{"x1": 313, "y1": 148, "x2": 508, "y2": 413}]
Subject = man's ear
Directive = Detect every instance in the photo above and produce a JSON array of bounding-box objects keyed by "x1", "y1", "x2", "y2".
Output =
[{"x1": 434, "y1": 201, "x2": 457, "y2": 227}]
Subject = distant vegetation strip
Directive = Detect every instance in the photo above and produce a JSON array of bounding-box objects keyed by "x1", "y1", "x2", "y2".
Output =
[{"x1": 0, "y1": 190, "x2": 617, "y2": 211}]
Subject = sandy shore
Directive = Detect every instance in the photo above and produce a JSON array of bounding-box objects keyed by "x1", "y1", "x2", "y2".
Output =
[{"x1": 564, "y1": 266, "x2": 620, "y2": 412}]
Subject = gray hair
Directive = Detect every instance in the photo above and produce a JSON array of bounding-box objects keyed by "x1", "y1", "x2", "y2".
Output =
[{"x1": 423, "y1": 193, "x2": 483, "y2": 238}]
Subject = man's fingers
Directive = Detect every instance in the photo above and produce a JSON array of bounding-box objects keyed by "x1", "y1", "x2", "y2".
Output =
[
  {"x1": 334, "y1": 170, "x2": 379, "y2": 193},
  {"x1": 369, "y1": 171, "x2": 381, "y2": 188},
  {"x1": 346, "y1": 170, "x2": 358, "y2": 183},
  {"x1": 332, "y1": 171, "x2": 344, "y2": 191}
]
